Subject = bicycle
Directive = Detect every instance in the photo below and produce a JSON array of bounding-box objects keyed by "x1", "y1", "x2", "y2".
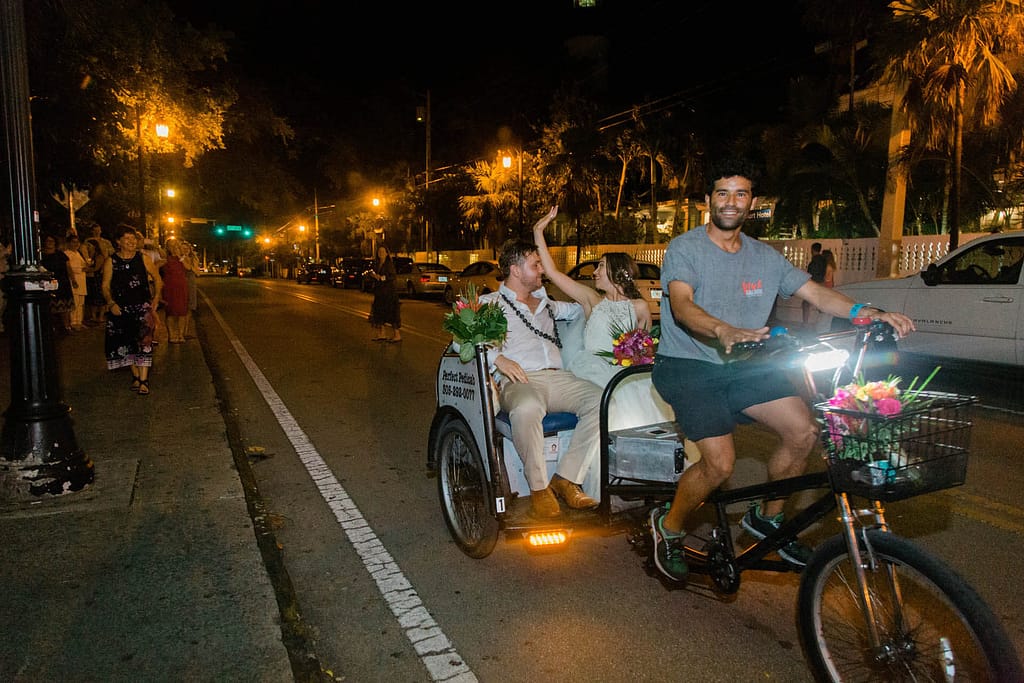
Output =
[{"x1": 428, "y1": 319, "x2": 1023, "y2": 680}]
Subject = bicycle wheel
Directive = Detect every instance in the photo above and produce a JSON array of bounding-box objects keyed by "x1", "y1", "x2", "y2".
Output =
[
  {"x1": 798, "y1": 530, "x2": 1021, "y2": 682},
  {"x1": 436, "y1": 419, "x2": 499, "y2": 559}
]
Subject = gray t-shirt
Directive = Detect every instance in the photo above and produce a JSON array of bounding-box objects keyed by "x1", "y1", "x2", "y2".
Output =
[{"x1": 658, "y1": 225, "x2": 810, "y2": 364}]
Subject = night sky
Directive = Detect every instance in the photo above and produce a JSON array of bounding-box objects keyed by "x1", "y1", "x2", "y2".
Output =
[{"x1": 168, "y1": 1, "x2": 825, "y2": 171}]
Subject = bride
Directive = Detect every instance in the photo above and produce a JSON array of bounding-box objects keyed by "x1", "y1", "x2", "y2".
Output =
[{"x1": 533, "y1": 206, "x2": 674, "y2": 433}]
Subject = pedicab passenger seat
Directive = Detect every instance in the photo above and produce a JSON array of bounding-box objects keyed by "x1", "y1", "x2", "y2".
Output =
[{"x1": 494, "y1": 411, "x2": 578, "y2": 440}]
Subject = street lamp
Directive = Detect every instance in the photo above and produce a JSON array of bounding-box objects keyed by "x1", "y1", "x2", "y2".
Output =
[{"x1": 502, "y1": 151, "x2": 524, "y2": 236}]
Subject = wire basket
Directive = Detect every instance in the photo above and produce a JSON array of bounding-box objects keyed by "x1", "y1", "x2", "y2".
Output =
[{"x1": 815, "y1": 391, "x2": 976, "y2": 502}]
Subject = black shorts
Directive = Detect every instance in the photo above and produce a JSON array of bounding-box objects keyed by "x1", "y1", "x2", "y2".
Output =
[{"x1": 652, "y1": 355, "x2": 798, "y2": 441}]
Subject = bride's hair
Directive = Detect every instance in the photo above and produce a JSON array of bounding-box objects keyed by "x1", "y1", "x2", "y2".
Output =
[{"x1": 603, "y1": 253, "x2": 641, "y2": 299}]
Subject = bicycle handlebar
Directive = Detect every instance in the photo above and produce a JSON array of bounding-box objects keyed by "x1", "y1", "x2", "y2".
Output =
[{"x1": 727, "y1": 319, "x2": 898, "y2": 365}]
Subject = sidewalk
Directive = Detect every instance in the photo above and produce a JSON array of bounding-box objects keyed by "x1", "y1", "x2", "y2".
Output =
[{"x1": 0, "y1": 321, "x2": 294, "y2": 681}]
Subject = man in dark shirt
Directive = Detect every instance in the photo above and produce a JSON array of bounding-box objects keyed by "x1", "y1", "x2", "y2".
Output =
[{"x1": 802, "y1": 242, "x2": 827, "y2": 324}]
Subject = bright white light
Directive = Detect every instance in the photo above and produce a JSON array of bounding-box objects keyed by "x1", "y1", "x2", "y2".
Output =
[{"x1": 804, "y1": 348, "x2": 849, "y2": 372}]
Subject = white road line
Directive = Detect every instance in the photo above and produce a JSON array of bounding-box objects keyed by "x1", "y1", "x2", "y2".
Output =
[{"x1": 204, "y1": 293, "x2": 477, "y2": 683}]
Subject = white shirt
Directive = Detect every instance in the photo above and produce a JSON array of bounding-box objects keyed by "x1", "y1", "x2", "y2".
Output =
[{"x1": 480, "y1": 284, "x2": 582, "y2": 373}]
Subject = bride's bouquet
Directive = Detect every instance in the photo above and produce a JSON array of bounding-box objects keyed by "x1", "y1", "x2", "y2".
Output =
[{"x1": 596, "y1": 323, "x2": 660, "y2": 367}]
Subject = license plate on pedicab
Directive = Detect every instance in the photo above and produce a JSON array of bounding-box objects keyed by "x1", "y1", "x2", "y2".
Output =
[{"x1": 650, "y1": 288, "x2": 663, "y2": 300}]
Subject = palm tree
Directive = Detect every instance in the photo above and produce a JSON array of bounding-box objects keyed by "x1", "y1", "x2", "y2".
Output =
[
  {"x1": 878, "y1": 0, "x2": 1024, "y2": 249},
  {"x1": 460, "y1": 160, "x2": 508, "y2": 255}
]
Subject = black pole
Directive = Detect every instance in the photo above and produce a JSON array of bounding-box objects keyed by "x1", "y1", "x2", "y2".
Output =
[{"x1": 0, "y1": 0, "x2": 93, "y2": 498}]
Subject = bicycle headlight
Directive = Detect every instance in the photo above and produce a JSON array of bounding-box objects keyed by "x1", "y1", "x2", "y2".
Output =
[{"x1": 804, "y1": 348, "x2": 850, "y2": 372}]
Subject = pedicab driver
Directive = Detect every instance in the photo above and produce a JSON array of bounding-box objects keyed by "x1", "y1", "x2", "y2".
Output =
[
  {"x1": 480, "y1": 238, "x2": 603, "y2": 519},
  {"x1": 649, "y1": 155, "x2": 915, "y2": 582}
]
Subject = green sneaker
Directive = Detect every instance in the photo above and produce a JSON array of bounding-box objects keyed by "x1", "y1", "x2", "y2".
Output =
[
  {"x1": 649, "y1": 504, "x2": 688, "y2": 582},
  {"x1": 740, "y1": 503, "x2": 812, "y2": 567}
]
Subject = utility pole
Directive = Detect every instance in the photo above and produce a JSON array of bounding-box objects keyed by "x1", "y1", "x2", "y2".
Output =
[
  {"x1": 314, "y1": 190, "x2": 320, "y2": 262},
  {"x1": 0, "y1": 0, "x2": 93, "y2": 499},
  {"x1": 417, "y1": 90, "x2": 432, "y2": 260}
]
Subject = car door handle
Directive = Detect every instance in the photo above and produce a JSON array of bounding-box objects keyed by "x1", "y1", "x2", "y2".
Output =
[{"x1": 981, "y1": 296, "x2": 1014, "y2": 303}]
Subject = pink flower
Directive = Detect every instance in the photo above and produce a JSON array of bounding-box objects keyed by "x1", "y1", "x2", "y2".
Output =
[{"x1": 874, "y1": 397, "x2": 902, "y2": 416}]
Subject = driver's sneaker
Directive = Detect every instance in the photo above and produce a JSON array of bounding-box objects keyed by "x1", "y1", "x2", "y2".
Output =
[
  {"x1": 740, "y1": 503, "x2": 812, "y2": 567},
  {"x1": 649, "y1": 504, "x2": 688, "y2": 582}
]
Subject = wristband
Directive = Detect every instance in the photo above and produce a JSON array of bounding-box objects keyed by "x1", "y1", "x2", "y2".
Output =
[{"x1": 849, "y1": 303, "x2": 870, "y2": 319}]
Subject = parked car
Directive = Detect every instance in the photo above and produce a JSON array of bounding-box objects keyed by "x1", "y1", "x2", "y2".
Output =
[
  {"x1": 442, "y1": 260, "x2": 503, "y2": 303},
  {"x1": 545, "y1": 259, "x2": 663, "y2": 321},
  {"x1": 400, "y1": 262, "x2": 454, "y2": 298},
  {"x1": 333, "y1": 257, "x2": 373, "y2": 289},
  {"x1": 361, "y1": 256, "x2": 413, "y2": 293},
  {"x1": 296, "y1": 263, "x2": 335, "y2": 284},
  {"x1": 830, "y1": 230, "x2": 1024, "y2": 366}
]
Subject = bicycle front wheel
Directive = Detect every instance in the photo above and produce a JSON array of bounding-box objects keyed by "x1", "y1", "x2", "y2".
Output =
[{"x1": 798, "y1": 530, "x2": 1021, "y2": 682}]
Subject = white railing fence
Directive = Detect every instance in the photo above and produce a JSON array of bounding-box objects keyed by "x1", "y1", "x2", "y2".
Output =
[{"x1": 417, "y1": 233, "x2": 988, "y2": 288}]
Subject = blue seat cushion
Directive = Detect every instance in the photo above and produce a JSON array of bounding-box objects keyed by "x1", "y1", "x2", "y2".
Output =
[{"x1": 495, "y1": 411, "x2": 578, "y2": 440}]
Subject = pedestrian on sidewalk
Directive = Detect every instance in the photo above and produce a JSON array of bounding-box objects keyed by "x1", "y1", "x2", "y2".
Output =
[
  {"x1": 102, "y1": 224, "x2": 162, "y2": 396},
  {"x1": 64, "y1": 233, "x2": 88, "y2": 331},
  {"x1": 40, "y1": 233, "x2": 74, "y2": 335}
]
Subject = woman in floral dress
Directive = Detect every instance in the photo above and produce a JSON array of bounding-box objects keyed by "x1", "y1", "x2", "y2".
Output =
[{"x1": 102, "y1": 225, "x2": 163, "y2": 395}]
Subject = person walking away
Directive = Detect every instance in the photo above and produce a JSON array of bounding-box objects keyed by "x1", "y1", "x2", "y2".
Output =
[
  {"x1": 103, "y1": 224, "x2": 162, "y2": 396},
  {"x1": 822, "y1": 249, "x2": 837, "y2": 289},
  {"x1": 64, "y1": 233, "x2": 88, "y2": 331},
  {"x1": 181, "y1": 241, "x2": 200, "y2": 339},
  {"x1": 802, "y1": 242, "x2": 827, "y2": 325},
  {"x1": 160, "y1": 238, "x2": 189, "y2": 343},
  {"x1": 647, "y1": 155, "x2": 915, "y2": 583},
  {"x1": 40, "y1": 233, "x2": 74, "y2": 335},
  {"x1": 368, "y1": 244, "x2": 402, "y2": 342}
]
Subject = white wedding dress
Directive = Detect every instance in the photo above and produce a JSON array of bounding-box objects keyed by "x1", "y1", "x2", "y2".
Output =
[{"x1": 568, "y1": 298, "x2": 675, "y2": 432}]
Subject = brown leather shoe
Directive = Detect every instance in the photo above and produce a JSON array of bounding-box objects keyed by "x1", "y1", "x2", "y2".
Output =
[
  {"x1": 550, "y1": 475, "x2": 598, "y2": 510},
  {"x1": 529, "y1": 487, "x2": 561, "y2": 519}
]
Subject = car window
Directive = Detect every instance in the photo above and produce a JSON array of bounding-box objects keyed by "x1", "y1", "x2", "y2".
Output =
[
  {"x1": 636, "y1": 263, "x2": 660, "y2": 279},
  {"x1": 936, "y1": 237, "x2": 1024, "y2": 285},
  {"x1": 571, "y1": 263, "x2": 598, "y2": 280},
  {"x1": 418, "y1": 264, "x2": 451, "y2": 273}
]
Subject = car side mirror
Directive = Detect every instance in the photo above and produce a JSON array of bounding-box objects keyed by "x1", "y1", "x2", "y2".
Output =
[{"x1": 920, "y1": 263, "x2": 939, "y2": 286}]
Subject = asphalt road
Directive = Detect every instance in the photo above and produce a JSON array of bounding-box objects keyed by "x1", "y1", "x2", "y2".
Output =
[{"x1": 196, "y1": 276, "x2": 1024, "y2": 682}]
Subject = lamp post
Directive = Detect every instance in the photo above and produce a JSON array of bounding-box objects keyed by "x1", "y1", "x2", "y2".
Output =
[
  {"x1": 502, "y1": 150, "x2": 524, "y2": 236},
  {"x1": 1, "y1": 0, "x2": 93, "y2": 498}
]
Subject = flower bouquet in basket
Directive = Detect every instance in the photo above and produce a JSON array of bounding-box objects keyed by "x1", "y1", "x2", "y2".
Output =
[
  {"x1": 820, "y1": 367, "x2": 941, "y2": 480},
  {"x1": 442, "y1": 281, "x2": 508, "y2": 362},
  {"x1": 596, "y1": 323, "x2": 660, "y2": 367}
]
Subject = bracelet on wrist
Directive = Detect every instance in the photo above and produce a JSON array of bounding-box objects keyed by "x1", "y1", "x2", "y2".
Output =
[{"x1": 849, "y1": 302, "x2": 870, "y2": 319}]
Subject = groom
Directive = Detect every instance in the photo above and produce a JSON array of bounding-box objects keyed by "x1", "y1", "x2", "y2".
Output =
[{"x1": 480, "y1": 238, "x2": 603, "y2": 519}]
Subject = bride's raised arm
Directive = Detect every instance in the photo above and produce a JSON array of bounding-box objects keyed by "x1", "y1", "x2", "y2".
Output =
[{"x1": 532, "y1": 206, "x2": 600, "y2": 310}]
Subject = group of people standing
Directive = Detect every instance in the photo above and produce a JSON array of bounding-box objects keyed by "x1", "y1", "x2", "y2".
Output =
[{"x1": 30, "y1": 222, "x2": 200, "y2": 398}]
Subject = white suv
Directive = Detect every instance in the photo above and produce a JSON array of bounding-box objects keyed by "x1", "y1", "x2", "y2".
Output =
[{"x1": 831, "y1": 231, "x2": 1024, "y2": 366}]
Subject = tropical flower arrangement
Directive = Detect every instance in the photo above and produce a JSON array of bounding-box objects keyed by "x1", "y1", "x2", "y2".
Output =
[
  {"x1": 597, "y1": 323, "x2": 660, "y2": 367},
  {"x1": 821, "y1": 367, "x2": 941, "y2": 465},
  {"x1": 442, "y1": 281, "x2": 508, "y2": 362}
]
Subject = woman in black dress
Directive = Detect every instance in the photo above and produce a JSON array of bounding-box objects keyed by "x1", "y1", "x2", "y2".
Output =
[
  {"x1": 101, "y1": 224, "x2": 163, "y2": 395},
  {"x1": 40, "y1": 233, "x2": 74, "y2": 334},
  {"x1": 368, "y1": 244, "x2": 402, "y2": 342}
]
